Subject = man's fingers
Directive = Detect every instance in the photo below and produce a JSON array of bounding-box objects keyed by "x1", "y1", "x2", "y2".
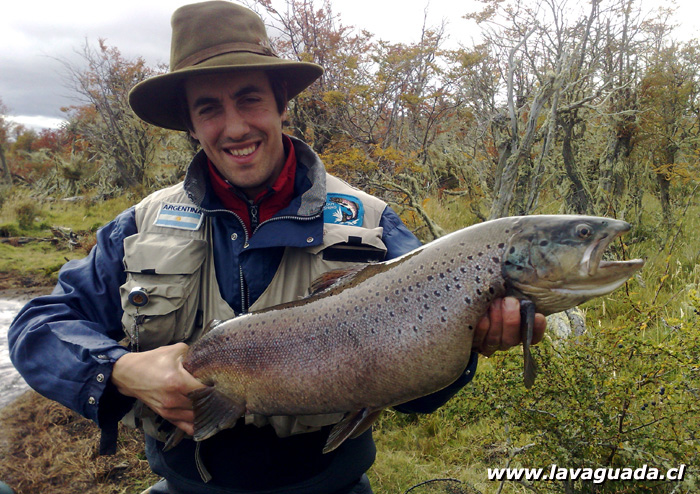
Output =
[{"x1": 473, "y1": 297, "x2": 548, "y2": 356}]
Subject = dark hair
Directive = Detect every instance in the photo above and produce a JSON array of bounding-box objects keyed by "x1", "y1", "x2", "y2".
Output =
[{"x1": 178, "y1": 71, "x2": 289, "y2": 134}]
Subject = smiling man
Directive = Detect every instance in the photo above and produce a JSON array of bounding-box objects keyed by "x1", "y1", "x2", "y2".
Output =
[{"x1": 9, "y1": 2, "x2": 544, "y2": 494}]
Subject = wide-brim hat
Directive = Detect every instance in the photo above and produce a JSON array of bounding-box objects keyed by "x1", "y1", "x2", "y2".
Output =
[{"x1": 129, "y1": 1, "x2": 323, "y2": 131}]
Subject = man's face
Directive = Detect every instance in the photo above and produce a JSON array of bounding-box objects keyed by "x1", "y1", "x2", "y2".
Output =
[{"x1": 185, "y1": 71, "x2": 287, "y2": 199}]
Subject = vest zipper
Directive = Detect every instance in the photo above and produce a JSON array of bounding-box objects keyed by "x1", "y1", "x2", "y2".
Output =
[{"x1": 201, "y1": 207, "x2": 322, "y2": 314}]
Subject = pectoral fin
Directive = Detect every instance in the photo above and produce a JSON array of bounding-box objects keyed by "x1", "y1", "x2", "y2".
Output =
[
  {"x1": 323, "y1": 408, "x2": 383, "y2": 453},
  {"x1": 520, "y1": 299, "x2": 539, "y2": 388},
  {"x1": 188, "y1": 386, "x2": 245, "y2": 442}
]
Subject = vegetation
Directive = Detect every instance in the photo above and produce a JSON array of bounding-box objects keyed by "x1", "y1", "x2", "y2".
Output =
[{"x1": 0, "y1": 0, "x2": 698, "y2": 493}]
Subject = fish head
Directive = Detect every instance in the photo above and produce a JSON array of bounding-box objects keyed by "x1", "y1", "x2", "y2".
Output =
[{"x1": 502, "y1": 215, "x2": 644, "y2": 315}]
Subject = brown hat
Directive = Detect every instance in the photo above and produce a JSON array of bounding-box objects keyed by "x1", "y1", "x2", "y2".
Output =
[{"x1": 129, "y1": 1, "x2": 323, "y2": 130}]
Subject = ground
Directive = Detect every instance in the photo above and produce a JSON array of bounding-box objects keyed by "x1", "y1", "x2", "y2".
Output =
[{"x1": 0, "y1": 280, "x2": 159, "y2": 494}]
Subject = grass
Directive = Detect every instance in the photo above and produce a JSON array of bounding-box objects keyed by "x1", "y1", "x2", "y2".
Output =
[
  {"x1": 0, "y1": 391, "x2": 158, "y2": 494},
  {"x1": 0, "y1": 190, "x2": 139, "y2": 288}
]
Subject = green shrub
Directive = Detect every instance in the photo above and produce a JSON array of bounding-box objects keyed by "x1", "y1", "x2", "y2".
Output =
[{"x1": 15, "y1": 200, "x2": 39, "y2": 231}]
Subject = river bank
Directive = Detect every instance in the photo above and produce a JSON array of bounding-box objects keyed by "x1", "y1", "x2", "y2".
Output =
[{"x1": 0, "y1": 283, "x2": 158, "y2": 493}]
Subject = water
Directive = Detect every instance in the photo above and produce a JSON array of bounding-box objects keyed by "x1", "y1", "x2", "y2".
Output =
[{"x1": 0, "y1": 298, "x2": 31, "y2": 409}]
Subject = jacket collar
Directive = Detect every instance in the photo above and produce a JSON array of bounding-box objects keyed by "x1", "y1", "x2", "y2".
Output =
[{"x1": 183, "y1": 135, "x2": 327, "y2": 218}]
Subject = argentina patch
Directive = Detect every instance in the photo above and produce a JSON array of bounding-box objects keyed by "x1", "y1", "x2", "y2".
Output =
[
  {"x1": 154, "y1": 203, "x2": 204, "y2": 231},
  {"x1": 323, "y1": 193, "x2": 364, "y2": 227}
]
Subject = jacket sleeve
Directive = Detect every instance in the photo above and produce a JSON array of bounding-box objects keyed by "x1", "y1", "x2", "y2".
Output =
[
  {"x1": 8, "y1": 208, "x2": 138, "y2": 428},
  {"x1": 378, "y1": 206, "x2": 479, "y2": 414}
]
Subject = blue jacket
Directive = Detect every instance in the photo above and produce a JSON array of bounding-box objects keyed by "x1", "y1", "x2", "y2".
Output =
[{"x1": 9, "y1": 139, "x2": 477, "y2": 493}]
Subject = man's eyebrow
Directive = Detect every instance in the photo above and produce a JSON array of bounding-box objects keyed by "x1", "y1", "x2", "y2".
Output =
[
  {"x1": 231, "y1": 84, "x2": 263, "y2": 99},
  {"x1": 191, "y1": 85, "x2": 263, "y2": 109},
  {"x1": 191, "y1": 96, "x2": 220, "y2": 109}
]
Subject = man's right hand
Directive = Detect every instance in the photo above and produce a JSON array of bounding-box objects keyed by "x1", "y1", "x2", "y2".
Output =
[{"x1": 111, "y1": 342, "x2": 207, "y2": 435}]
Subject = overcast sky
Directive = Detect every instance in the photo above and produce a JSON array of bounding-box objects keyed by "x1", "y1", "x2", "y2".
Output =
[{"x1": 2, "y1": 0, "x2": 698, "y2": 131}]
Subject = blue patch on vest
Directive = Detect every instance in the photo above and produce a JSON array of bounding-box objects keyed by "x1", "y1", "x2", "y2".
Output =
[
  {"x1": 323, "y1": 193, "x2": 364, "y2": 227},
  {"x1": 154, "y1": 203, "x2": 204, "y2": 231}
]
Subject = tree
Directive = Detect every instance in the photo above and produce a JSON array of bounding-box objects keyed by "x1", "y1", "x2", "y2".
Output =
[
  {"x1": 60, "y1": 39, "x2": 172, "y2": 189},
  {"x1": 0, "y1": 98, "x2": 12, "y2": 185}
]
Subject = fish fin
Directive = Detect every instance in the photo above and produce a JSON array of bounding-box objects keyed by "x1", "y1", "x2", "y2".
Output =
[
  {"x1": 309, "y1": 265, "x2": 370, "y2": 295},
  {"x1": 163, "y1": 428, "x2": 186, "y2": 451},
  {"x1": 520, "y1": 299, "x2": 539, "y2": 388},
  {"x1": 323, "y1": 408, "x2": 382, "y2": 454},
  {"x1": 188, "y1": 386, "x2": 245, "y2": 442},
  {"x1": 349, "y1": 409, "x2": 383, "y2": 439}
]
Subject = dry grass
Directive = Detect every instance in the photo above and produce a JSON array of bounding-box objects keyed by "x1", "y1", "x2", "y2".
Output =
[{"x1": 0, "y1": 391, "x2": 158, "y2": 494}]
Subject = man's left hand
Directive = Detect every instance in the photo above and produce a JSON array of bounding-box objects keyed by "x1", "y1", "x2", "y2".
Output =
[{"x1": 472, "y1": 297, "x2": 546, "y2": 357}]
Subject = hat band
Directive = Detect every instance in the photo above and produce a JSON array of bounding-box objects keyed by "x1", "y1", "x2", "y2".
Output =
[{"x1": 173, "y1": 41, "x2": 279, "y2": 70}]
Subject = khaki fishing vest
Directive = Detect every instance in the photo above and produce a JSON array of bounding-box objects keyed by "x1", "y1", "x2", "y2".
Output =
[{"x1": 119, "y1": 174, "x2": 388, "y2": 440}]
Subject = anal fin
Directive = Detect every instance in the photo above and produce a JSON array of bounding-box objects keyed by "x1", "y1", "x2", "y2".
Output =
[
  {"x1": 323, "y1": 408, "x2": 383, "y2": 454},
  {"x1": 188, "y1": 386, "x2": 245, "y2": 442}
]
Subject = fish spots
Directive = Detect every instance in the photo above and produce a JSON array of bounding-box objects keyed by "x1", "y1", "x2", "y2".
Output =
[
  {"x1": 498, "y1": 243, "x2": 505, "y2": 249},
  {"x1": 465, "y1": 297, "x2": 472, "y2": 304},
  {"x1": 434, "y1": 290, "x2": 441, "y2": 297},
  {"x1": 475, "y1": 276, "x2": 481, "y2": 283},
  {"x1": 427, "y1": 275, "x2": 435, "y2": 281},
  {"x1": 492, "y1": 257, "x2": 500, "y2": 264}
]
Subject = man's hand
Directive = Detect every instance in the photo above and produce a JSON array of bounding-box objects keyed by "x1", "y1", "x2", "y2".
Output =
[
  {"x1": 472, "y1": 297, "x2": 546, "y2": 357},
  {"x1": 111, "y1": 342, "x2": 207, "y2": 435}
]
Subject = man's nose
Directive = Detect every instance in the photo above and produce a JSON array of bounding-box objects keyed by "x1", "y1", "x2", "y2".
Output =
[{"x1": 223, "y1": 106, "x2": 250, "y2": 139}]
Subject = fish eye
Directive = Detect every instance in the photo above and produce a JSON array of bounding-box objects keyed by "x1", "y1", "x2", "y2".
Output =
[{"x1": 576, "y1": 224, "x2": 593, "y2": 239}]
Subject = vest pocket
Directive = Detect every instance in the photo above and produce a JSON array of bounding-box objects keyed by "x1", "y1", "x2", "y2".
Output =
[{"x1": 120, "y1": 233, "x2": 207, "y2": 350}]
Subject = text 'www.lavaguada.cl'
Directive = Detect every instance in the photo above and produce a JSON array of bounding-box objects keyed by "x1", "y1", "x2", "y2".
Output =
[{"x1": 488, "y1": 464, "x2": 686, "y2": 484}]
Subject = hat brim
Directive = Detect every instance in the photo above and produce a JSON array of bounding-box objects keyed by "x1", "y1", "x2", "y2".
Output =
[{"x1": 129, "y1": 52, "x2": 323, "y2": 131}]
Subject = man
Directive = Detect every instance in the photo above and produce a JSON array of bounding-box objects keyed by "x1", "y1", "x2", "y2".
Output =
[{"x1": 9, "y1": 2, "x2": 545, "y2": 493}]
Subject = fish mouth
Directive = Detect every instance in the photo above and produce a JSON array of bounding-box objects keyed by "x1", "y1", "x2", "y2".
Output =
[{"x1": 568, "y1": 222, "x2": 644, "y2": 296}]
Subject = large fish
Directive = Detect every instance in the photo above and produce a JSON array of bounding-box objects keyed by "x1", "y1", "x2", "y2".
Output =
[{"x1": 179, "y1": 215, "x2": 643, "y2": 453}]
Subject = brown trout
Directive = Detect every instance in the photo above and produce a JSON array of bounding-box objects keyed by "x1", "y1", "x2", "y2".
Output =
[{"x1": 180, "y1": 215, "x2": 643, "y2": 453}]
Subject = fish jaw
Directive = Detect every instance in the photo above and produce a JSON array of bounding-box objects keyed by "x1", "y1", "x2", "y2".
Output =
[{"x1": 503, "y1": 215, "x2": 644, "y2": 315}]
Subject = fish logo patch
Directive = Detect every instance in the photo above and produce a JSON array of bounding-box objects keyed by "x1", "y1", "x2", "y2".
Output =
[
  {"x1": 154, "y1": 203, "x2": 204, "y2": 231},
  {"x1": 324, "y1": 194, "x2": 364, "y2": 227}
]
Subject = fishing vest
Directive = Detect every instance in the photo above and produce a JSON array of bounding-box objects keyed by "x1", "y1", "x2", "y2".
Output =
[{"x1": 119, "y1": 173, "x2": 389, "y2": 441}]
